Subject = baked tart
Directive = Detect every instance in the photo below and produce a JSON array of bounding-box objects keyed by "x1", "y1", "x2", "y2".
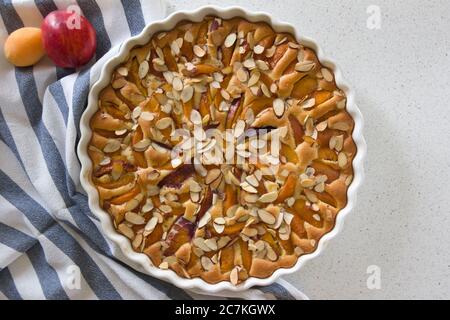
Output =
[{"x1": 87, "y1": 16, "x2": 357, "y2": 285}]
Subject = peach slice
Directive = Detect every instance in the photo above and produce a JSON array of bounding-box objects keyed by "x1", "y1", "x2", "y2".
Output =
[
  {"x1": 276, "y1": 174, "x2": 297, "y2": 203},
  {"x1": 291, "y1": 77, "x2": 317, "y2": 100},
  {"x1": 93, "y1": 160, "x2": 136, "y2": 178},
  {"x1": 239, "y1": 239, "x2": 253, "y2": 272},
  {"x1": 311, "y1": 161, "x2": 339, "y2": 183},
  {"x1": 220, "y1": 245, "x2": 235, "y2": 273},
  {"x1": 164, "y1": 216, "x2": 196, "y2": 256},
  {"x1": 226, "y1": 97, "x2": 242, "y2": 129},
  {"x1": 223, "y1": 184, "x2": 236, "y2": 215},
  {"x1": 268, "y1": 42, "x2": 288, "y2": 69},
  {"x1": 162, "y1": 46, "x2": 177, "y2": 72},
  {"x1": 182, "y1": 64, "x2": 219, "y2": 77},
  {"x1": 288, "y1": 114, "x2": 304, "y2": 145},
  {"x1": 199, "y1": 93, "x2": 210, "y2": 118},
  {"x1": 157, "y1": 164, "x2": 195, "y2": 188},
  {"x1": 109, "y1": 185, "x2": 141, "y2": 205}
]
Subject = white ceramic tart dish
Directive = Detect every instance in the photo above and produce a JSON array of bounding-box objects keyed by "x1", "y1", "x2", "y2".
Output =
[{"x1": 78, "y1": 6, "x2": 366, "y2": 293}]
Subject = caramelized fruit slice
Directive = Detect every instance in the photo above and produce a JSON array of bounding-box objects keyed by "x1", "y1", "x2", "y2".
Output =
[
  {"x1": 164, "y1": 216, "x2": 196, "y2": 256},
  {"x1": 157, "y1": 164, "x2": 195, "y2": 188}
]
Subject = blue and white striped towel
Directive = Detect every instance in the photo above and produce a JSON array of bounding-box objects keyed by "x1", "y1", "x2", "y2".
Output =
[{"x1": 0, "y1": 0, "x2": 307, "y2": 300}]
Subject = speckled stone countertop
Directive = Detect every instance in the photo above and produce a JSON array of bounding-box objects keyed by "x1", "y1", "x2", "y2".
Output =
[{"x1": 167, "y1": 0, "x2": 450, "y2": 299}]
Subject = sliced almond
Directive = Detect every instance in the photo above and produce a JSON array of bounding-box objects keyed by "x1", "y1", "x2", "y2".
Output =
[
  {"x1": 152, "y1": 57, "x2": 165, "y2": 66},
  {"x1": 171, "y1": 157, "x2": 182, "y2": 168},
  {"x1": 314, "y1": 182, "x2": 325, "y2": 193},
  {"x1": 204, "y1": 238, "x2": 218, "y2": 251},
  {"x1": 99, "y1": 157, "x2": 111, "y2": 166},
  {"x1": 201, "y1": 256, "x2": 214, "y2": 271},
  {"x1": 234, "y1": 119, "x2": 246, "y2": 138},
  {"x1": 189, "y1": 180, "x2": 202, "y2": 193},
  {"x1": 241, "y1": 182, "x2": 258, "y2": 194},
  {"x1": 214, "y1": 217, "x2": 226, "y2": 225},
  {"x1": 132, "y1": 233, "x2": 143, "y2": 249},
  {"x1": 159, "y1": 261, "x2": 169, "y2": 270},
  {"x1": 288, "y1": 42, "x2": 300, "y2": 49},
  {"x1": 193, "y1": 45, "x2": 206, "y2": 57},
  {"x1": 242, "y1": 227, "x2": 257, "y2": 238},
  {"x1": 283, "y1": 211, "x2": 294, "y2": 225},
  {"x1": 224, "y1": 33, "x2": 237, "y2": 48},
  {"x1": 132, "y1": 106, "x2": 142, "y2": 119},
  {"x1": 257, "y1": 209, "x2": 276, "y2": 225},
  {"x1": 270, "y1": 83, "x2": 278, "y2": 94},
  {"x1": 316, "y1": 121, "x2": 328, "y2": 132},
  {"x1": 140, "y1": 111, "x2": 154, "y2": 121},
  {"x1": 301, "y1": 178, "x2": 315, "y2": 188},
  {"x1": 245, "y1": 175, "x2": 259, "y2": 188},
  {"x1": 253, "y1": 44, "x2": 265, "y2": 54},
  {"x1": 213, "y1": 223, "x2": 225, "y2": 234},
  {"x1": 258, "y1": 191, "x2": 278, "y2": 203},
  {"x1": 142, "y1": 198, "x2": 154, "y2": 213},
  {"x1": 237, "y1": 68, "x2": 248, "y2": 82},
  {"x1": 133, "y1": 139, "x2": 151, "y2": 152},
  {"x1": 198, "y1": 212, "x2": 211, "y2": 228},
  {"x1": 230, "y1": 267, "x2": 239, "y2": 285},
  {"x1": 190, "y1": 109, "x2": 202, "y2": 125},
  {"x1": 156, "y1": 117, "x2": 172, "y2": 130},
  {"x1": 261, "y1": 83, "x2": 271, "y2": 98},
  {"x1": 248, "y1": 71, "x2": 260, "y2": 87},
  {"x1": 244, "y1": 193, "x2": 259, "y2": 204},
  {"x1": 300, "y1": 98, "x2": 316, "y2": 110},
  {"x1": 159, "y1": 204, "x2": 172, "y2": 214},
  {"x1": 273, "y1": 98, "x2": 285, "y2": 118},
  {"x1": 103, "y1": 140, "x2": 121, "y2": 153},
  {"x1": 295, "y1": 61, "x2": 315, "y2": 72},
  {"x1": 125, "y1": 211, "x2": 145, "y2": 225},
  {"x1": 117, "y1": 67, "x2": 128, "y2": 76},
  {"x1": 118, "y1": 223, "x2": 134, "y2": 239},
  {"x1": 321, "y1": 68, "x2": 333, "y2": 82},
  {"x1": 338, "y1": 152, "x2": 348, "y2": 168},
  {"x1": 190, "y1": 191, "x2": 200, "y2": 203},
  {"x1": 144, "y1": 216, "x2": 158, "y2": 233},
  {"x1": 181, "y1": 85, "x2": 194, "y2": 103},
  {"x1": 217, "y1": 236, "x2": 231, "y2": 249},
  {"x1": 138, "y1": 60, "x2": 149, "y2": 79},
  {"x1": 220, "y1": 89, "x2": 231, "y2": 101},
  {"x1": 255, "y1": 60, "x2": 269, "y2": 71},
  {"x1": 205, "y1": 168, "x2": 221, "y2": 185},
  {"x1": 172, "y1": 77, "x2": 183, "y2": 91},
  {"x1": 184, "y1": 30, "x2": 193, "y2": 42},
  {"x1": 266, "y1": 245, "x2": 278, "y2": 261},
  {"x1": 243, "y1": 58, "x2": 256, "y2": 69},
  {"x1": 304, "y1": 189, "x2": 318, "y2": 203},
  {"x1": 170, "y1": 41, "x2": 180, "y2": 56}
]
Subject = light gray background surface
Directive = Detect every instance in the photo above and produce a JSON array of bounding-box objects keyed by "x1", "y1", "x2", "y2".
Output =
[{"x1": 167, "y1": 0, "x2": 450, "y2": 299}]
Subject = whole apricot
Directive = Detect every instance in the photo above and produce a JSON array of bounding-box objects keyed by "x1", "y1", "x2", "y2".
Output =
[{"x1": 3, "y1": 27, "x2": 45, "y2": 67}]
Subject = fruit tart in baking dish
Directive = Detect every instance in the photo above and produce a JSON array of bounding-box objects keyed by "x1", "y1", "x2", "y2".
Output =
[{"x1": 87, "y1": 16, "x2": 357, "y2": 285}]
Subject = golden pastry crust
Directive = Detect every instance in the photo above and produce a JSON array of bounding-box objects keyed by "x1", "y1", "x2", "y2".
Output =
[{"x1": 87, "y1": 16, "x2": 357, "y2": 285}]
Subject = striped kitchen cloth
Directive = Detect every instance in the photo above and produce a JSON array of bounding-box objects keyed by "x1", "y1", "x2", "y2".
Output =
[{"x1": 0, "y1": 0, "x2": 307, "y2": 300}]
